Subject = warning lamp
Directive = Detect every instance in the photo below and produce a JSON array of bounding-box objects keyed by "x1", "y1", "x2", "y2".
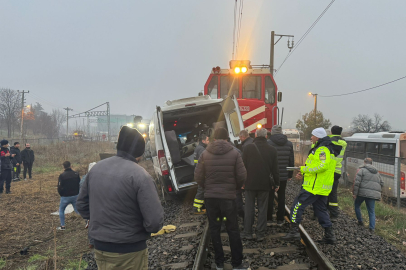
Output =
[
  {"x1": 126, "y1": 123, "x2": 134, "y2": 128},
  {"x1": 142, "y1": 133, "x2": 147, "y2": 138},
  {"x1": 241, "y1": 66, "x2": 248, "y2": 73},
  {"x1": 138, "y1": 123, "x2": 146, "y2": 129},
  {"x1": 174, "y1": 123, "x2": 177, "y2": 127},
  {"x1": 256, "y1": 123, "x2": 262, "y2": 129},
  {"x1": 234, "y1": 67, "x2": 241, "y2": 74}
]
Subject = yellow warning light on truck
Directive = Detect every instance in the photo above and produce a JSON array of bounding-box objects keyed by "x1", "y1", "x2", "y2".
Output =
[
  {"x1": 230, "y1": 60, "x2": 251, "y2": 74},
  {"x1": 256, "y1": 123, "x2": 262, "y2": 129}
]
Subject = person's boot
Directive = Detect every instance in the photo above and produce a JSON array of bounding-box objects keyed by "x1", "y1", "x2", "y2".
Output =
[
  {"x1": 319, "y1": 226, "x2": 336, "y2": 244},
  {"x1": 281, "y1": 223, "x2": 300, "y2": 241}
]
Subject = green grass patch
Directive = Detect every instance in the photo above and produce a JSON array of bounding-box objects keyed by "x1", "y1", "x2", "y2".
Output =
[
  {"x1": 28, "y1": 254, "x2": 47, "y2": 263},
  {"x1": 338, "y1": 187, "x2": 406, "y2": 253},
  {"x1": 18, "y1": 265, "x2": 38, "y2": 270},
  {"x1": 0, "y1": 258, "x2": 6, "y2": 269},
  {"x1": 64, "y1": 259, "x2": 88, "y2": 270}
]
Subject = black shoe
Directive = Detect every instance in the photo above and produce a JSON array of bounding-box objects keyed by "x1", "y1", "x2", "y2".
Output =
[
  {"x1": 216, "y1": 263, "x2": 224, "y2": 270},
  {"x1": 5, "y1": 190, "x2": 11, "y2": 194},
  {"x1": 319, "y1": 227, "x2": 336, "y2": 245},
  {"x1": 233, "y1": 262, "x2": 250, "y2": 270},
  {"x1": 330, "y1": 216, "x2": 338, "y2": 223},
  {"x1": 357, "y1": 221, "x2": 364, "y2": 227},
  {"x1": 369, "y1": 228, "x2": 375, "y2": 233},
  {"x1": 281, "y1": 223, "x2": 301, "y2": 241}
]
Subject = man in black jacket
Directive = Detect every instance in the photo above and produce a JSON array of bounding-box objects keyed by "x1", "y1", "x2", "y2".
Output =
[
  {"x1": 77, "y1": 127, "x2": 163, "y2": 270},
  {"x1": 242, "y1": 128, "x2": 280, "y2": 241},
  {"x1": 239, "y1": 130, "x2": 253, "y2": 150},
  {"x1": 193, "y1": 133, "x2": 209, "y2": 214},
  {"x1": 10, "y1": 142, "x2": 22, "y2": 181},
  {"x1": 0, "y1": 140, "x2": 15, "y2": 194},
  {"x1": 267, "y1": 125, "x2": 294, "y2": 226},
  {"x1": 21, "y1": 143, "x2": 35, "y2": 180},
  {"x1": 57, "y1": 161, "x2": 80, "y2": 230}
]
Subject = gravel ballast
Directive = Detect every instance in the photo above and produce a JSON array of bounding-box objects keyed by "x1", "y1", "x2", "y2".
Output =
[{"x1": 286, "y1": 179, "x2": 406, "y2": 270}]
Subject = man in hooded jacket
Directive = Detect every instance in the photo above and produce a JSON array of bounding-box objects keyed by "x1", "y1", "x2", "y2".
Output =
[
  {"x1": 195, "y1": 127, "x2": 249, "y2": 270},
  {"x1": 77, "y1": 127, "x2": 164, "y2": 270},
  {"x1": 267, "y1": 125, "x2": 294, "y2": 226},
  {"x1": 282, "y1": 128, "x2": 338, "y2": 244}
]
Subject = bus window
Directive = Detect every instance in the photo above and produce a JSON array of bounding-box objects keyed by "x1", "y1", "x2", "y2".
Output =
[
  {"x1": 346, "y1": 142, "x2": 355, "y2": 152},
  {"x1": 208, "y1": 76, "x2": 218, "y2": 99},
  {"x1": 220, "y1": 76, "x2": 239, "y2": 98},
  {"x1": 366, "y1": 142, "x2": 379, "y2": 154},
  {"x1": 380, "y1": 143, "x2": 395, "y2": 156},
  {"x1": 242, "y1": 76, "x2": 261, "y2": 99},
  {"x1": 401, "y1": 141, "x2": 406, "y2": 159},
  {"x1": 354, "y1": 142, "x2": 365, "y2": 152},
  {"x1": 264, "y1": 76, "x2": 275, "y2": 104}
]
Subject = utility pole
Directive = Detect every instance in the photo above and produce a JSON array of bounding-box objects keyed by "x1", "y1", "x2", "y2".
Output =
[
  {"x1": 17, "y1": 90, "x2": 29, "y2": 140},
  {"x1": 270, "y1": 31, "x2": 294, "y2": 76},
  {"x1": 63, "y1": 107, "x2": 73, "y2": 136},
  {"x1": 107, "y1": 102, "x2": 111, "y2": 142},
  {"x1": 308, "y1": 92, "x2": 318, "y2": 125}
]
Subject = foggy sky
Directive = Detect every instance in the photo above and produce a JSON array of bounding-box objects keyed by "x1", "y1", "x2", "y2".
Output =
[{"x1": 1, "y1": 0, "x2": 405, "y2": 131}]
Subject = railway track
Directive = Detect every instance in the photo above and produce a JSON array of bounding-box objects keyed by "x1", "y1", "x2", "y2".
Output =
[{"x1": 194, "y1": 201, "x2": 336, "y2": 270}]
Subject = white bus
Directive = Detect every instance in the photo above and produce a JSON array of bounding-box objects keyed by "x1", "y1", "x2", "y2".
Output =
[
  {"x1": 343, "y1": 132, "x2": 406, "y2": 199},
  {"x1": 283, "y1": 129, "x2": 302, "y2": 143}
]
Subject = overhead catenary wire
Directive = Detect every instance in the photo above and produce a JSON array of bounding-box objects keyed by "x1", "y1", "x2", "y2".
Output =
[
  {"x1": 319, "y1": 75, "x2": 406, "y2": 97},
  {"x1": 274, "y1": 0, "x2": 336, "y2": 76}
]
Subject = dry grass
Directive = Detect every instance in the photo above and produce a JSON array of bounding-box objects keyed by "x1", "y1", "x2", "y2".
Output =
[{"x1": 0, "y1": 141, "x2": 114, "y2": 270}]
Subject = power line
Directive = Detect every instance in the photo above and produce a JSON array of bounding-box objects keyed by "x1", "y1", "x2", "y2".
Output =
[
  {"x1": 275, "y1": 0, "x2": 336, "y2": 76},
  {"x1": 232, "y1": 0, "x2": 237, "y2": 59},
  {"x1": 319, "y1": 75, "x2": 406, "y2": 97}
]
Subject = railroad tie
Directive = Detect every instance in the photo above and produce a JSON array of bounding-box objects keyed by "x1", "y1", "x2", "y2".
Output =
[
  {"x1": 179, "y1": 222, "x2": 201, "y2": 228},
  {"x1": 174, "y1": 232, "x2": 199, "y2": 239},
  {"x1": 264, "y1": 245, "x2": 298, "y2": 254}
]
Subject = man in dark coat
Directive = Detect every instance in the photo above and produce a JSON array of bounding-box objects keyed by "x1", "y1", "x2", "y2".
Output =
[
  {"x1": 21, "y1": 143, "x2": 35, "y2": 180},
  {"x1": 10, "y1": 142, "x2": 22, "y2": 181},
  {"x1": 267, "y1": 125, "x2": 294, "y2": 226},
  {"x1": 57, "y1": 161, "x2": 81, "y2": 231},
  {"x1": 193, "y1": 133, "x2": 209, "y2": 214},
  {"x1": 195, "y1": 127, "x2": 249, "y2": 270},
  {"x1": 239, "y1": 130, "x2": 253, "y2": 150},
  {"x1": 77, "y1": 127, "x2": 164, "y2": 270},
  {"x1": 0, "y1": 140, "x2": 15, "y2": 194},
  {"x1": 242, "y1": 128, "x2": 280, "y2": 242}
]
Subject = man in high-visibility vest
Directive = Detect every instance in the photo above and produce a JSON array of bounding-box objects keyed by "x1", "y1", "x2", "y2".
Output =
[
  {"x1": 328, "y1": 125, "x2": 347, "y2": 222},
  {"x1": 193, "y1": 133, "x2": 210, "y2": 214},
  {"x1": 282, "y1": 128, "x2": 338, "y2": 244}
]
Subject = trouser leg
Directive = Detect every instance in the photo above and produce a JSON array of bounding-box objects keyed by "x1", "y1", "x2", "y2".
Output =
[
  {"x1": 70, "y1": 195, "x2": 79, "y2": 214},
  {"x1": 313, "y1": 195, "x2": 332, "y2": 228},
  {"x1": 290, "y1": 189, "x2": 318, "y2": 224},
  {"x1": 354, "y1": 196, "x2": 364, "y2": 223},
  {"x1": 365, "y1": 198, "x2": 376, "y2": 229},
  {"x1": 94, "y1": 249, "x2": 148, "y2": 270},
  {"x1": 0, "y1": 172, "x2": 4, "y2": 192},
  {"x1": 16, "y1": 165, "x2": 21, "y2": 178},
  {"x1": 267, "y1": 189, "x2": 275, "y2": 221},
  {"x1": 23, "y1": 165, "x2": 27, "y2": 179},
  {"x1": 235, "y1": 189, "x2": 244, "y2": 218},
  {"x1": 276, "y1": 181, "x2": 287, "y2": 221},
  {"x1": 205, "y1": 198, "x2": 225, "y2": 266},
  {"x1": 243, "y1": 190, "x2": 256, "y2": 234},
  {"x1": 328, "y1": 173, "x2": 341, "y2": 218},
  {"x1": 222, "y1": 199, "x2": 243, "y2": 267},
  {"x1": 59, "y1": 197, "x2": 69, "y2": 227},
  {"x1": 193, "y1": 186, "x2": 205, "y2": 210},
  {"x1": 28, "y1": 164, "x2": 33, "y2": 178},
  {"x1": 256, "y1": 191, "x2": 269, "y2": 236}
]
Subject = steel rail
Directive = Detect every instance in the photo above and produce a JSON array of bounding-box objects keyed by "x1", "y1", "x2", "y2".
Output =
[
  {"x1": 192, "y1": 221, "x2": 210, "y2": 270},
  {"x1": 284, "y1": 203, "x2": 336, "y2": 270}
]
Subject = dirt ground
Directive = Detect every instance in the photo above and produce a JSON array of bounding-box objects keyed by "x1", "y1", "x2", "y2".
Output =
[{"x1": 0, "y1": 160, "x2": 156, "y2": 270}]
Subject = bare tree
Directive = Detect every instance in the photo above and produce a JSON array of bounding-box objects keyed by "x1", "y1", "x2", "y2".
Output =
[
  {"x1": 352, "y1": 113, "x2": 391, "y2": 133},
  {"x1": 0, "y1": 88, "x2": 21, "y2": 137},
  {"x1": 50, "y1": 109, "x2": 66, "y2": 136}
]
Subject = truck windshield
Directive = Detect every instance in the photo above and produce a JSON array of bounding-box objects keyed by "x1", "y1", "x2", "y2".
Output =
[
  {"x1": 242, "y1": 76, "x2": 261, "y2": 99},
  {"x1": 220, "y1": 76, "x2": 239, "y2": 98}
]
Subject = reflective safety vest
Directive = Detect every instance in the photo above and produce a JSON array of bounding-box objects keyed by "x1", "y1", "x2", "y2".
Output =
[
  {"x1": 328, "y1": 135, "x2": 347, "y2": 174},
  {"x1": 300, "y1": 145, "x2": 336, "y2": 196}
]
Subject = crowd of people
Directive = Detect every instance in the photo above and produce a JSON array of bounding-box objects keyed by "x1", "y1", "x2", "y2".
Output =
[
  {"x1": 0, "y1": 140, "x2": 35, "y2": 194},
  {"x1": 50, "y1": 124, "x2": 383, "y2": 270}
]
